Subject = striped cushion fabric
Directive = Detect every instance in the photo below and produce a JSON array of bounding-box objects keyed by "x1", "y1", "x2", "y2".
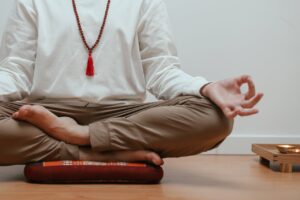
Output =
[{"x1": 24, "y1": 161, "x2": 163, "y2": 184}]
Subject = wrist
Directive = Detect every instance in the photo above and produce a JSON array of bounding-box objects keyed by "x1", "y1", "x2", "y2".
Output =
[{"x1": 199, "y1": 82, "x2": 213, "y2": 97}]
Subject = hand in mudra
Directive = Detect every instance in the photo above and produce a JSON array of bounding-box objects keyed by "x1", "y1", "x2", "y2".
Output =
[{"x1": 201, "y1": 75, "x2": 264, "y2": 119}]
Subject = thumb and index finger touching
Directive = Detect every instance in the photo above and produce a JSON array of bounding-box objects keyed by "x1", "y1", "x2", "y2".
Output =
[
  {"x1": 223, "y1": 75, "x2": 264, "y2": 119},
  {"x1": 236, "y1": 75, "x2": 264, "y2": 101}
]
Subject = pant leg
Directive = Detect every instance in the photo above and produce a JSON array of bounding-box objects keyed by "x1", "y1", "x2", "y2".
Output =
[
  {"x1": 0, "y1": 102, "x2": 79, "y2": 166},
  {"x1": 0, "y1": 95, "x2": 234, "y2": 165},
  {"x1": 89, "y1": 95, "x2": 234, "y2": 158}
]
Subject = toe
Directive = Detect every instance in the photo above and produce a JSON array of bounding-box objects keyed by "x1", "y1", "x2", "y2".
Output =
[
  {"x1": 12, "y1": 105, "x2": 31, "y2": 120},
  {"x1": 146, "y1": 152, "x2": 164, "y2": 166},
  {"x1": 17, "y1": 105, "x2": 33, "y2": 119},
  {"x1": 108, "y1": 150, "x2": 164, "y2": 166},
  {"x1": 12, "y1": 112, "x2": 19, "y2": 119}
]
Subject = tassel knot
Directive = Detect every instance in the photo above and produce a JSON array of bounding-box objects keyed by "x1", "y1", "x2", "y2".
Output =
[{"x1": 86, "y1": 53, "x2": 95, "y2": 76}]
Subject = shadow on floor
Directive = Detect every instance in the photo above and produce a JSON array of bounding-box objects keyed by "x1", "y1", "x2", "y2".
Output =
[{"x1": 252, "y1": 157, "x2": 300, "y2": 173}]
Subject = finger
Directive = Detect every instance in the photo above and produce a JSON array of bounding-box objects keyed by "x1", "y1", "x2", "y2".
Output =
[
  {"x1": 235, "y1": 75, "x2": 256, "y2": 100},
  {"x1": 236, "y1": 108, "x2": 259, "y2": 117},
  {"x1": 223, "y1": 107, "x2": 238, "y2": 119},
  {"x1": 236, "y1": 75, "x2": 250, "y2": 86},
  {"x1": 245, "y1": 77, "x2": 256, "y2": 100},
  {"x1": 241, "y1": 93, "x2": 264, "y2": 109}
]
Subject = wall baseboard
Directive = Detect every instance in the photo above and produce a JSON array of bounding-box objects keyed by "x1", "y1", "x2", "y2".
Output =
[{"x1": 202, "y1": 134, "x2": 300, "y2": 155}]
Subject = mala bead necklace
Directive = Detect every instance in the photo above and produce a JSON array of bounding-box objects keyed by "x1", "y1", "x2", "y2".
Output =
[{"x1": 72, "y1": 0, "x2": 111, "y2": 76}]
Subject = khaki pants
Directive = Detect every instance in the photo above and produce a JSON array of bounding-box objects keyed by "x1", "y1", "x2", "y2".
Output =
[{"x1": 0, "y1": 95, "x2": 233, "y2": 166}]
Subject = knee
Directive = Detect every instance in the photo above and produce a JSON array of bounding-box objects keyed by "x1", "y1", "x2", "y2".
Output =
[
  {"x1": 184, "y1": 97, "x2": 234, "y2": 152},
  {"x1": 0, "y1": 119, "x2": 73, "y2": 166},
  {"x1": 208, "y1": 114, "x2": 234, "y2": 149},
  {"x1": 211, "y1": 109, "x2": 234, "y2": 139},
  {"x1": 159, "y1": 110, "x2": 233, "y2": 158},
  {"x1": 0, "y1": 120, "x2": 43, "y2": 165},
  {"x1": 196, "y1": 112, "x2": 233, "y2": 151}
]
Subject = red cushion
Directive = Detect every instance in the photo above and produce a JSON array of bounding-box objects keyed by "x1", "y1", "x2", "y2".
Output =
[{"x1": 24, "y1": 161, "x2": 163, "y2": 184}]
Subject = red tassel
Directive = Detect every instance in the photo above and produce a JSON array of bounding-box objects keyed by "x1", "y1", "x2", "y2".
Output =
[{"x1": 86, "y1": 53, "x2": 95, "y2": 76}]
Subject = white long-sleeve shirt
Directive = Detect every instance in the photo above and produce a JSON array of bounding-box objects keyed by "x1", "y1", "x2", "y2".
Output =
[{"x1": 0, "y1": 0, "x2": 209, "y2": 105}]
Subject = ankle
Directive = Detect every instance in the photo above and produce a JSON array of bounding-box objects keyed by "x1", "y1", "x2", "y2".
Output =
[{"x1": 70, "y1": 125, "x2": 90, "y2": 146}]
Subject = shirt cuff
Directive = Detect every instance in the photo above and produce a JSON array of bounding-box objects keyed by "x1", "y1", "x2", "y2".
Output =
[{"x1": 190, "y1": 77, "x2": 211, "y2": 97}]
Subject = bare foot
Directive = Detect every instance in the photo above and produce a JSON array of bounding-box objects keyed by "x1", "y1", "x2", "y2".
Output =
[
  {"x1": 12, "y1": 105, "x2": 90, "y2": 145},
  {"x1": 79, "y1": 148, "x2": 164, "y2": 166}
]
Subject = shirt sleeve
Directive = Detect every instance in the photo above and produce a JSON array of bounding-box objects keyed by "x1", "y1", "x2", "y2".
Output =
[
  {"x1": 137, "y1": 0, "x2": 209, "y2": 100},
  {"x1": 0, "y1": 0, "x2": 37, "y2": 102}
]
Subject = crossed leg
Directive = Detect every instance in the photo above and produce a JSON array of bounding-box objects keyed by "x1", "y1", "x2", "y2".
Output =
[
  {"x1": 0, "y1": 95, "x2": 233, "y2": 166},
  {"x1": 0, "y1": 103, "x2": 163, "y2": 166}
]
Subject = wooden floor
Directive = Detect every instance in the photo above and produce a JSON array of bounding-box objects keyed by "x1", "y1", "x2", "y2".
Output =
[{"x1": 0, "y1": 155, "x2": 300, "y2": 200}]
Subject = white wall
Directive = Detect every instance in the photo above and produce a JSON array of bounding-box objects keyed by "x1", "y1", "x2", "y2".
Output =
[{"x1": 0, "y1": 0, "x2": 299, "y2": 154}]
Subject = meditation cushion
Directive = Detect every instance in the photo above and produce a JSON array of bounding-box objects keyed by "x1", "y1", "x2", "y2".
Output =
[{"x1": 24, "y1": 161, "x2": 163, "y2": 184}]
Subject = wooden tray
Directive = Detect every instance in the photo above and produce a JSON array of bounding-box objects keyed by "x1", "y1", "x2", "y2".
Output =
[{"x1": 252, "y1": 144, "x2": 300, "y2": 173}]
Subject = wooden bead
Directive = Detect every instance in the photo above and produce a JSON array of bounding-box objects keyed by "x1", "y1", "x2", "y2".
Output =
[{"x1": 72, "y1": 0, "x2": 111, "y2": 76}]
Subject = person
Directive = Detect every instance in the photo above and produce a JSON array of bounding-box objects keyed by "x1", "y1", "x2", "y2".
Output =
[{"x1": 0, "y1": 0, "x2": 263, "y2": 166}]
